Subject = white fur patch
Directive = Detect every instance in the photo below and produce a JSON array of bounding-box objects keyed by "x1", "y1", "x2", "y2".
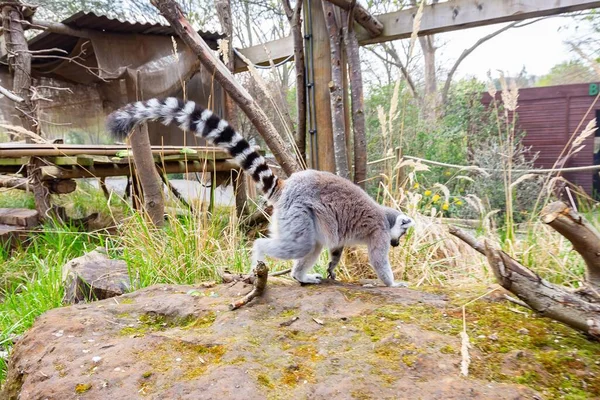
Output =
[
  {"x1": 194, "y1": 109, "x2": 213, "y2": 135},
  {"x1": 146, "y1": 98, "x2": 161, "y2": 119},
  {"x1": 205, "y1": 119, "x2": 229, "y2": 141},
  {"x1": 133, "y1": 101, "x2": 147, "y2": 119},
  {"x1": 225, "y1": 133, "x2": 244, "y2": 150},
  {"x1": 246, "y1": 156, "x2": 265, "y2": 175},
  {"x1": 176, "y1": 101, "x2": 196, "y2": 130},
  {"x1": 391, "y1": 214, "x2": 414, "y2": 239},
  {"x1": 233, "y1": 146, "x2": 256, "y2": 164}
]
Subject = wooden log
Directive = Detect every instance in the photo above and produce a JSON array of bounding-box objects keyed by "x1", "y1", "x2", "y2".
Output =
[
  {"x1": 449, "y1": 226, "x2": 600, "y2": 339},
  {"x1": 26, "y1": 157, "x2": 51, "y2": 220},
  {"x1": 323, "y1": 2, "x2": 349, "y2": 180},
  {"x1": 324, "y1": 0, "x2": 383, "y2": 37},
  {"x1": 541, "y1": 201, "x2": 600, "y2": 290},
  {"x1": 129, "y1": 123, "x2": 165, "y2": 227},
  {"x1": 2, "y1": 1, "x2": 37, "y2": 138},
  {"x1": 483, "y1": 241, "x2": 600, "y2": 339},
  {"x1": 44, "y1": 179, "x2": 76, "y2": 194},
  {"x1": 342, "y1": 8, "x2": 367, "y2": 189},
  {"x1": 310, "y1": 0, "x2": 335, "y2": 173},
  {"x1": 0, "y1": 208, "x2": 38, "y2": 227},
  {"x1": 0, "y1": 175, "x2": 28, "y2": 190},
  {"x1": 282, "y1": 0, "x2": 307, "y2": 165},
  {"x1": 150, "y1": 0, "x2": 301, "y2": 177}
]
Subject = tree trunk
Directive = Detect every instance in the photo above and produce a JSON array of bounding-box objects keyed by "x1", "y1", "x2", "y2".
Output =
[
  {"x1": 322, "y1": 1, "x2": 349, "y2": 180},
  {"x1": 282, "y1": 0, "x2": 307, "y2": 165},
  {"x1": 341, "y1": 9, "x2": 366, "y2": 189},
  {"x1": 151, "y1": 0, "x2": 300, "y2": 177},
  {"x1": 216, "y1": 0, "x2": 247, "y2": 217},
  {"x1": 130, "y1": 124, "x2": 165, "y2": 227},
  {"x1": 1, "y1": 1, "x2": 36, "y2": 139},
  {"x1": 419, "y1": 35, "x2": 438, "y2": 121}
]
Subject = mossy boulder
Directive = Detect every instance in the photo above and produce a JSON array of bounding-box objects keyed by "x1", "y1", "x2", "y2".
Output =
[{"x1": 2, "y1": 281, "x2": 598, "y2": 399}]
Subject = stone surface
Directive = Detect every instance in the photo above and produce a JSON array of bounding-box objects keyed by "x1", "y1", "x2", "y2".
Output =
[
  {"x1": 62, "y1": 250, "x2": 131, "y2": 304},
  {"x1": 2, "y1": 282, "x2": 540, "y2": 400}
]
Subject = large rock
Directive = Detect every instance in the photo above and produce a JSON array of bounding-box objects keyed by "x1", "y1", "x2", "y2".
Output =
[
  {"x1": 1, "y1": 282, "x2": 541, "y2": 400},
  {"x1": 62, "y1": 250, "x2": 131, "y2": 304}
]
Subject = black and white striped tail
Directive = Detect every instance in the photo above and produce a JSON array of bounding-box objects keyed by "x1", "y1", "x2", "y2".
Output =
[{"x1": 106, "y1": 97, "x2": 279, "y2": 199}]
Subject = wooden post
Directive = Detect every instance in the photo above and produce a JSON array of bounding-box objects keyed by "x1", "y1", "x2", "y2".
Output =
[
  {"x1": 309, "y1": 0, "x2": 335, "y2": 173},
  {"x1": 216, "y1": 0, "x2": 247, "y2": 217},
  {"x1": 323, "y1": 1, "x2": 349, "y2": 179}
]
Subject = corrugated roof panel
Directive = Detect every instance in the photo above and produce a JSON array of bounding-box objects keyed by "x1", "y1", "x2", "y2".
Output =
[{"x1": 27, "y1": 11, "x2": 224, "y2": 54}]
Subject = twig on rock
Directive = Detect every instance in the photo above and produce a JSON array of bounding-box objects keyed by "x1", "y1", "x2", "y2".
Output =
[{"x1": 229, "y1": 262, "x2": 269, "y2": 310}]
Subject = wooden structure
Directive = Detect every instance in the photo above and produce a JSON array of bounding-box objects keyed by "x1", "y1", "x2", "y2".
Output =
[
  {"x1": 233, "y1": 0, "x2": 600, "y2": 174},
  {"x1": 0, "y1": 11, "x2": 225, "y2": 147},
  {"x1": 482, "y1": 83, "x2": 600, "y2": 196}
]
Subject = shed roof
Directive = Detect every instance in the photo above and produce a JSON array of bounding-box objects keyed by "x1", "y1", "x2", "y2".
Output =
[{"x1": 27, "y1": 11, "x2": 224, "y2": 54}]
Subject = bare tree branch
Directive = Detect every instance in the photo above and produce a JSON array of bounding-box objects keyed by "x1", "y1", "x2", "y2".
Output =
[{"x1": 441, "y1": 21, "x2": 519, "y2": 106}]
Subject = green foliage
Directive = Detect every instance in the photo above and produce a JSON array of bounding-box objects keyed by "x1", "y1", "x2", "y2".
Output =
[{"x1": 536, "y1": 60, "x2": 596, "y2": 87}]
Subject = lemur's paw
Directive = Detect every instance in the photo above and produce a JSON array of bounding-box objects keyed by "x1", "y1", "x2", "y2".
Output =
[
  {"x1": 390, "y1": 281, "x2": 408, "y2": 288},
  {"x1": 296, "y1": 273, "x2": 322, "y2": 285}
]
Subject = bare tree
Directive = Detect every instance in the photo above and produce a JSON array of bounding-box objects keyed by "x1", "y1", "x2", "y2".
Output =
[
  {"x1": 322, "y1": 1, "x2": 349, "y2": 179},
  {"x1": 281, "y1": 0, "x2": 307, "y2": 164}
]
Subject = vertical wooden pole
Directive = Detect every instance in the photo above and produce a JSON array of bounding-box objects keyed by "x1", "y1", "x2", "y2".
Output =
[{"x1": 309, "y1": 0, "x2": 335, "y2": 173}]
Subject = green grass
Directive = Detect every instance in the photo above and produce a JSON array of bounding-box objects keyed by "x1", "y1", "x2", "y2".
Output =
[{"x1": 0, "y1": 222, "x2": 106, "y2": 382}]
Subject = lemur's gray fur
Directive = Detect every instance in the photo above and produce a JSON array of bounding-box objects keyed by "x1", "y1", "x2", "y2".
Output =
[{"x1": 107, "y1": 97, "x2": 414, "y2": 287}]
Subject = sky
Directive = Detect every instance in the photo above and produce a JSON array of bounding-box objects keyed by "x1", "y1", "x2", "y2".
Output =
[{"x1": 438, "y1": 16, "x2": 592, "y2": 80}]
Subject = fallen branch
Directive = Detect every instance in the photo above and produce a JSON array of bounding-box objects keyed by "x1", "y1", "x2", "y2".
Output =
[
  {"x1": 150, "y1": 0, "x2": 300, "y2": 176},
  {"x1": 0, "y1": 84, "x2": 23, "y2": 103},
  {"x1": 229, "y1": 262, "x2": 269, "y2": 310},
  {"x1": 450, "y1": 224, "x2": 600, "y2": 339},
  {"x1": 541, "y1": 201, "x2": 600, "y2": 289},
  {"x1": 448, "y1": 226, "x2": 485, "y2": 255}
]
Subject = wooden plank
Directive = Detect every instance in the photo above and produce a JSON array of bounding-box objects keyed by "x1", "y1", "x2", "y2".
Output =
[
  {"x1": 357, "y1": 0, "x2": 600, "y2": 45},
  {"x1": 0, "y1": 157, "x2": 29, "y2": 165},
  {"x1": 40, "y1": 159, "x2": 239, "y2": 180},
  {"x1": 48, "y1": 156, "x2": 94, "y2": 166},
  {"x1": 311, "y1": 0, "x2": 336, "y2": 173},
  {"x1": 0, "y1": 208, "x2": 39, "y2": 227},
  {"x1": 233, "y1": 0, "x2": 600, "y2": 67}
]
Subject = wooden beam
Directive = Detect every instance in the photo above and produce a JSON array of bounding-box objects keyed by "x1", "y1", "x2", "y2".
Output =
[
  {"x1": 357, "y1": 0, "x2": 600, "y2": 45},
  {"x1": 235, "y1": 0, "x2": 600, "y2": 67},
  {"x1": 324, "y1": 0, "x2": 383, "y2": 37}
]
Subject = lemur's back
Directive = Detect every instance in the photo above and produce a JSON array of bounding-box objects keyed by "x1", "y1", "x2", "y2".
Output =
[{"x1": 277, "y1": 170, "x2": 386, "y2": 247}]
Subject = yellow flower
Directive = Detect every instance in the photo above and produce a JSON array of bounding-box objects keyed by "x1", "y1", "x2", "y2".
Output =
[
  {"x1": 432, "y1": 194, "x2": 440, "y2": 203},
  {"x1": 424, "y1": 190, "x2": 432, "y2": 196},
  {"x1": 455, "y1": 200, "x2": 463, "y2": 206},
  {"x1": 442, "y1": 202, "x2": 449, "y2": 211},
  {"x1": 413, "y1": 183, "x2": 420, "y2": 189},
  {"x1": 444, "y1": 171, "x2": 452, "y2": 176}
]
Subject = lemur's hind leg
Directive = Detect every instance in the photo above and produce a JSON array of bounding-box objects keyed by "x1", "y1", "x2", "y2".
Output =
[
  {"x1": 292, "y1": 243, "x2": 323, "y2": 284},
  {"x1": 251, "y1": 205, "x2": 317, "y2": 278},
  {"x1": 327, "y1": 247, "x2": 344, "y2": 280}
]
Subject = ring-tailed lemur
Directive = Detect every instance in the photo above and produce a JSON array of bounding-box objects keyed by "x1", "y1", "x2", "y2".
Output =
[{"x1": 107, "y1": 98, "x2": 414, "y2": 287}]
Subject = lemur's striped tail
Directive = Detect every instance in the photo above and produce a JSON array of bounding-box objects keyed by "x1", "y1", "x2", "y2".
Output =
[{"x1": 106, "y1": 97, "x2": 280, "y2": 199}]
